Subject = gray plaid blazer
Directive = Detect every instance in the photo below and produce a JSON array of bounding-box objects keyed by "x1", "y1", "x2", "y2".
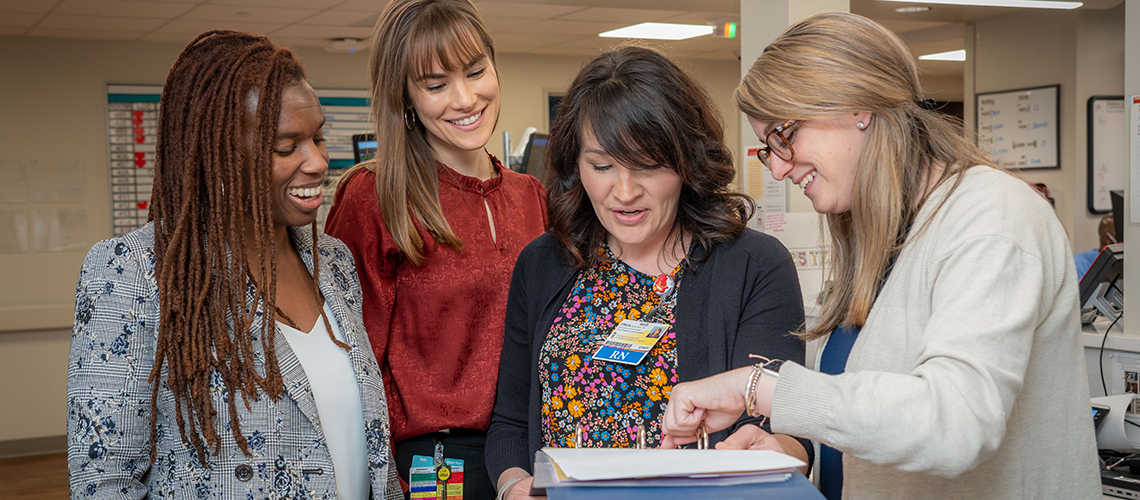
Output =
[{"x1": 67, "y1": 223, "x2": 401, "y2": 500}]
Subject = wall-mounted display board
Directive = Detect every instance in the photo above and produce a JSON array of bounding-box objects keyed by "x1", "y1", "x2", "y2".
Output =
[
  {"x1": 1088, "y1": 96, "x2": 1126, "y2": 214},
  {"x1": 105, "y1": 86, "x2": 370, "y2": 236},
  {"x1": 975, "y1": 84, "x2": 1060, "y2": 169}
]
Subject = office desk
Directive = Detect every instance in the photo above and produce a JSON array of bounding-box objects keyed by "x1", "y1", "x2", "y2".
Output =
[{"x1": 546, "y1": 471, "x2": 824, "y2": 500}]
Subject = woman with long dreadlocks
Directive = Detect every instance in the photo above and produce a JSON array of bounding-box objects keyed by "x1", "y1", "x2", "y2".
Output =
[{"x1": 66, "y1": 31, "x2": 400, "y2": 500}]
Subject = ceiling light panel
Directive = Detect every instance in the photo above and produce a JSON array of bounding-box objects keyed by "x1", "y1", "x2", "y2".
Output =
[
  {"x1": 600, "y1": 22, "x2": 714, "y2": 40},
  {"x1": 919, "y1": 49, "x2": 967, "y2": 61},
  {"x1": 882, "y1": 0, "x2": 1081, "y2": 9}
]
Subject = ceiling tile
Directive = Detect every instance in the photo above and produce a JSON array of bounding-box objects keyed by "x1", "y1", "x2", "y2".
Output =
[
  {"x1": 557, "y1": 7, "x2": 684, "y2": 23},
  {"x1": 207, "y1": 0, "x2": 343, "y2": 8},
  {"x1": 0, "y1": 0, "x2": 61, "y2": 14},
  {"x1": 36, "y1": 14, "x2": 166, "y2": 31},
  {"x1": 330, "y1": 0, "x2": 398, "y2": 11},
  {"x1": 491, "y1": 32, "x2": 581, "y2": 50},
  {"x1": 545, "y1": 35, "x2": 628, "y2": 51},
  {"x1": 656, "y1": 11, "x2": 738, "y2": 24},
  {"x1": 524, "y1": 46, "x2": 600, "y2": 57},
  {"x1": 475, "y1": 2, "x2": 584, "y2": 20},
  {"x1": 0, "y1": 13, "x2": 43, "y2": 28},
  {"x1": 54, "y1": 0, "x2": 197, "y2": 18},
  {"x1": 270, "y1": 25, "x2": 373, "y2": 40},
  {"x1": 667, "y1": 34, "x2": 739, "y2": 52},
  {"x1": 299, "y1": 10, "x2": 376, "y2": 26},
  {"x1": 510, "y1": 19, "x2": 626, "y2": 36},
  {"x1": 156, "y1": 19, "x2": 283, "y2": 35},
  {"x1": 690, "y1": 50, "x2": 738, "y2": 61},
  {"x1": 181, "y1": 4, "x2": 317, "y2": 24},
  {"x1": 26, "y1": 28, "x2": 144, "y2": 39},
  {"x1": 267, "y1": 36, "x2": 329, "y2": 49},
  {"x1": 140, "y1": 31, "x2": 200, "y2": 43}
]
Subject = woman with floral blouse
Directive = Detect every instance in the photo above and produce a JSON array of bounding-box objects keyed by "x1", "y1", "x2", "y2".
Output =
[{"x1": 485, "y1": 46, "x2": 812, "y2": 500}]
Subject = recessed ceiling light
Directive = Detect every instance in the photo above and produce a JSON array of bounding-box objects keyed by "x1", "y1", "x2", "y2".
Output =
[
  {"x1": 881, "y1": 0, "x2": 1081, "y2": 8},
  {"x1": 895, "y1": 6, "x2": 932, "y2": 12},
  {"x1": 599, "y1": 22, "x2": 714, "y2": 41},
  {"x1": 919, "y1": 49, "x2": 966, "y2": 61}
]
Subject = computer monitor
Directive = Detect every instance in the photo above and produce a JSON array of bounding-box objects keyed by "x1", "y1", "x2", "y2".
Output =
[
  {"x1": 520, "y1": 133, "x2": 549, "y2": 185},
  {"x1": 1080, "y1": 242, "x2": 1124, "y2": 322},
  {"x1": 1112, "y1": 190, "x2": 1124, "y2": 244},
  {"x1": 352, "y1": 133, "x2": 377, "y2": 163}
]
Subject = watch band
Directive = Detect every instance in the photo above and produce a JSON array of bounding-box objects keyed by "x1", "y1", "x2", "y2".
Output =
[{"x1": 760, "y1": 359, "x2": 785, "y2": 379}]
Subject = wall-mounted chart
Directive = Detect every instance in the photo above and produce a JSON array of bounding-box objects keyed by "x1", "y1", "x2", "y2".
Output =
[
  {"x1": 105, "y1": 85, "x2": 370, "y2": 236},
  {"x1": 976, "y1": 84, "x2": 1060, "y2": 169},
  {"x1": 1088, "y1": 96, "x2": 1125, "y2": 214}
]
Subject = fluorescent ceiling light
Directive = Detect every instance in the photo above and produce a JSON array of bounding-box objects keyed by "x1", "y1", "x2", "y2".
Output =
[
  {"x1": 882, "y1": 0, "x2": 1081, "y2": 9},
  {"x1": 599, "y1": 22, "x2": 714, "y2": 40},
  {"x1": 920, "y1": 49, "x2": 967, "y2": 61}
]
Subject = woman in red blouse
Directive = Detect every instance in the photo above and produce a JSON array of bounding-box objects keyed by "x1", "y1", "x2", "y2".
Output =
[{"x1": 324, "y1": 0, "x2": 547, "y2": 497}]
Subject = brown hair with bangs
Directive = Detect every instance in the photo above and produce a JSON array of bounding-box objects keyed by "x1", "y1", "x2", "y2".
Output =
[
  {"x1": 336, "y1": 0, "x2": 495, "y2": 265},
  {"x1": 546, "y1": 46, "x2": 753, "y2": 269}
]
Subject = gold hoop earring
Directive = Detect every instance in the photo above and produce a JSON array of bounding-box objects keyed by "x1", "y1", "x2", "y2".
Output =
[{"x1": 404, "y1": 108, "x2": 417, "y2": 130}]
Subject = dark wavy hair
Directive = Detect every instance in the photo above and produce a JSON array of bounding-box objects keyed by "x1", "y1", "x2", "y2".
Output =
[{"x1": 546, "y1": 46, "x2": 753, "y2": 269}]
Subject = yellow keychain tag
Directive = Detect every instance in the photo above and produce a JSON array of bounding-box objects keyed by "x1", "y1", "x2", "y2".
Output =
[{"x1": 592, "y1": 319, "x2": 669, "y2": 365}]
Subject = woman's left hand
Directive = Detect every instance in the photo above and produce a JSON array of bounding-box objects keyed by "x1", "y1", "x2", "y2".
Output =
[{"x1": 716, "y1": 424, "x2": 785, "y2": 453}]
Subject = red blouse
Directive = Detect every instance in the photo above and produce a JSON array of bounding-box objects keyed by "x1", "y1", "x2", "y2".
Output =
[{"x1": 325, "y1": 156, "x2": 547, "y2": 443}]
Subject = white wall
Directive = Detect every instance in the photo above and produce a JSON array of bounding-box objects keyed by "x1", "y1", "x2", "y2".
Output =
[
  {"x1": 0, "y1": 35, "x2": 739, "y2": 447},
  {"x1": 973, "y1": 7, "x2": 1126, "y2": 252}
]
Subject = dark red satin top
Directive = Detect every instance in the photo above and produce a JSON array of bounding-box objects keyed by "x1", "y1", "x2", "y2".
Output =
[{"x1": 325, "y1": 157, "x2": 547, "y2": 443}]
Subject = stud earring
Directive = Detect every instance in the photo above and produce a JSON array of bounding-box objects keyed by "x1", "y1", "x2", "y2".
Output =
[{"x1": 857, "y1": 121, "x2": 866, "y2": 130}]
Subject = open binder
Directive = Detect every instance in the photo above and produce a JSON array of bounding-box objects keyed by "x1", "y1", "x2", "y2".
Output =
[{"x1": 531, "y1": 448, "x2": 805, "y2": 490}]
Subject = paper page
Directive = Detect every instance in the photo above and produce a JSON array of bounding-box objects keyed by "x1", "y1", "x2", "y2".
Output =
[{"x1": 540, "y1": 448, "x2": 805, "y2": 482}]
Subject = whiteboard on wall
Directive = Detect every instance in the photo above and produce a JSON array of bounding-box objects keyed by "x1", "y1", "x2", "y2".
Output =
[
  {"x1": 976, "y1": 85, "x2": 1060, "y2": 169},
  {"x1": 1088, "y1": 96, "x2": 1125, "y2": 214}
]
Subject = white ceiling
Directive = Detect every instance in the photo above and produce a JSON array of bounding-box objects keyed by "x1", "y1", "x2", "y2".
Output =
[{"x1": 0, "y1": 0, "x2": 1126, "y2": 86}]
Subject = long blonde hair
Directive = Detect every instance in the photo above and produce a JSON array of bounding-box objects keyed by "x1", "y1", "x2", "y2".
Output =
[
  {"x1": 735, "y1": 12, "x2": 992, "y2": 340},
  {"x1": 339, "y1": 0, "x2": 496, "y2": 265}
]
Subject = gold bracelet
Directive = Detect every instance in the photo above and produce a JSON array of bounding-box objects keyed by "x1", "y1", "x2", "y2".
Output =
[{"x1": 744, "y1": 363, "x2": 764, "y2": 418}]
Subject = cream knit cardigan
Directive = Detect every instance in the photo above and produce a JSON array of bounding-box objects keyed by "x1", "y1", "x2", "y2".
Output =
[{"x1": 771, "y1": 166, "x2": 1100, "y2": 499}]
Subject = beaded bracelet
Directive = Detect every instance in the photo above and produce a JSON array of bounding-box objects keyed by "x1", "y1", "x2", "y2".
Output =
[{"x1": 744, "y1": 363, "x2": 764, "y2": 418}]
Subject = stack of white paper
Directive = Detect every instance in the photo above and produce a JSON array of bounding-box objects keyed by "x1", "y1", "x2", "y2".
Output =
[{"x1": 531, "y1": 448, "x2": 805, "y2": 489}]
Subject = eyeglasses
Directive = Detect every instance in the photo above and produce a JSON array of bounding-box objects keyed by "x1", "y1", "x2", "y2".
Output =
[{"x1": 756, "y1": 119, "x2": 798, "y2": 170}]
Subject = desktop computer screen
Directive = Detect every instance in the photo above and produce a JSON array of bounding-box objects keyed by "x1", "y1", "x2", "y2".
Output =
[
  {"x1": 521, "y1": 132, "x2": 548, "y2": 185},
  {"x1": 353, "y1": 133, "x2": 377, "y2": 163}
]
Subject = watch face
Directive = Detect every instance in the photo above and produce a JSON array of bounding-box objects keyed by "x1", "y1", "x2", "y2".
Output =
[{"x1": 764, "y1": 359, "x2": 785, "y2": 373}]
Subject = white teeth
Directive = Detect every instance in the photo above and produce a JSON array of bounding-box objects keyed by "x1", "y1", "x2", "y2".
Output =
[
  {"x1": 798, "y1": 172, "x2": 815, "y2": 190},
  {"x1": 450, "y1": 110, "x2": 482, "y2": 126},
  {"x1": 288, "y1": 187, "x2": 320, "y2": 198}
]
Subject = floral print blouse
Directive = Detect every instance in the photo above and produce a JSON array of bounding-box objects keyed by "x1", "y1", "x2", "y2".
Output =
[{"x1": 539, "y1": 247, "x2": 682, "y2": 449}]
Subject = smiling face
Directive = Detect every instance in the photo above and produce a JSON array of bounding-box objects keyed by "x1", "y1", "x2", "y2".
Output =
[
  {"x1": 748, "y1": 111, "x2": 870, "y2": 214},
  {"x1": 578, "y1": 129, "x2": 683, "y2": 257},
  {"x1": 268, "y1": 82, "x2": 328, "y2": 229},
  {"x1": 406, "y1": 53, "x2": 500, "y2": 166}
]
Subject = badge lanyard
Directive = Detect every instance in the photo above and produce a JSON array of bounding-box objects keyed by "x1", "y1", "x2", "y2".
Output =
[{"x1": 592, "y1": 268, "x2": 681, "y2": 366}]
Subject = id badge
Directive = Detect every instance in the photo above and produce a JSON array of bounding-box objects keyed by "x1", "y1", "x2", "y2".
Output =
[
  {"x1": 592, "y1": 319, "x2": 670, "y2": 365},
  {"x1": 410, "y1": 455, "x2": 464, "y2": 500}
]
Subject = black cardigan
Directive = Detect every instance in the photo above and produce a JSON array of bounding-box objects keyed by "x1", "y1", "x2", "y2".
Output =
[{"x1": 485, "y1": 230, "x2": 813, "y2": 482}]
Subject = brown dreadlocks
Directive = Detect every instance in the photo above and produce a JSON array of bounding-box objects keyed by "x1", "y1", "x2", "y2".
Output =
[{"x1": 147, "y1": 30, "x2": 327, "y2": 464}]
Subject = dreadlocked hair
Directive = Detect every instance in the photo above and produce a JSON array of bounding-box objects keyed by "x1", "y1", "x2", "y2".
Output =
[{"x1": 147, "y1": 29, "x2": 318, "y2": 465}]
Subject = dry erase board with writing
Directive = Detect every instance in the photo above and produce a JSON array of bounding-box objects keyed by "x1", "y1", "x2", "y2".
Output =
[
  {"x1": 976, "y1": 85, "x2": 1059, "y2": 169},
  {"x1": 1088, "y1": 96, "x2": 1125, "y2": 214}
]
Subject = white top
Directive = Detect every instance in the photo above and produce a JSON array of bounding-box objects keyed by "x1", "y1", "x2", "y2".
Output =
[
  {"x1": 279, "y1": 304, "x2": 369, "y2": 500},
  {"x1": 770, "y1": 166, "x2": 1101, "y2": 499}
]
